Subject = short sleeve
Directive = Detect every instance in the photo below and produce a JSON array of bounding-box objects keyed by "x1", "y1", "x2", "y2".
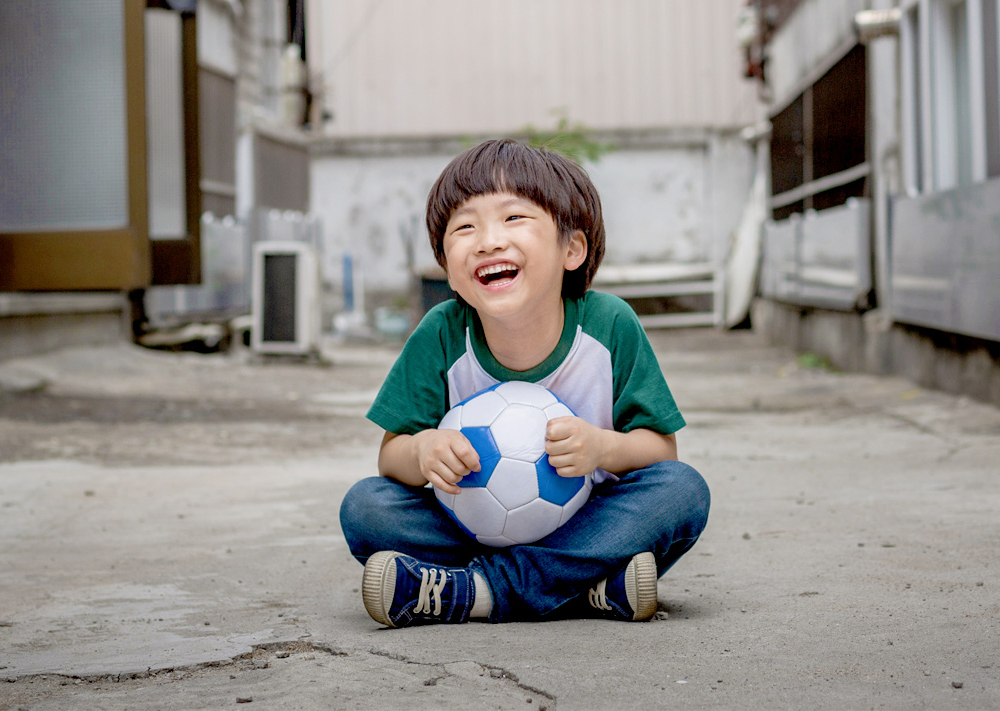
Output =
[
  {"x1": 607, "y1": 299, "x2": 687, "y2": 435},
  {"x1": 365, "y1": 303, "x2": 456, "y2": 435}
]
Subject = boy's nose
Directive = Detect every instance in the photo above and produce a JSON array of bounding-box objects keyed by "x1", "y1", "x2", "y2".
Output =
[{"x1": 476, "y1": 224, "x2": 508, "y2": 252}]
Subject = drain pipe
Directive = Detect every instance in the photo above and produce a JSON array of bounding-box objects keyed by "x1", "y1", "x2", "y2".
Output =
[{"x1": 855, "y1": 5, "x2": 901, "y2": 325}]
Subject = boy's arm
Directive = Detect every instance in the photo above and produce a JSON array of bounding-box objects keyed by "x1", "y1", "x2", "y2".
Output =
[
  {"x1": 545, "y1": 417, "x2": 677, "y2": 478},
  {"x1": 378, "y1": 429, "x2": 481, "y2": 495}
]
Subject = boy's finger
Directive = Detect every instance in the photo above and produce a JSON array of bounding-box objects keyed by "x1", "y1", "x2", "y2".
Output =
[
  {"x1": 428, "y1": 459, "x2": 463, "y2": 484},
  {"x1": 545, "y1": 437, "x2": 571, "y2": 457},
  {"x1": 430, "y1": 445, "x2": 470, "y2": 478},
  {"x1": 553, "y1": 463, "x2": 584, "y2": 478},
  {"x1": 454, "y1": 439, "x2": 481, "y2": 472},
  {"x1": 545, "y1": 418, "x2": 573, "y2": 441},
  {"x1": 430, "y1": 474, "x2": 462, "y2": 495},
  {"x1": 429, "y1": 463, "x2": 466, "y2": 488}
]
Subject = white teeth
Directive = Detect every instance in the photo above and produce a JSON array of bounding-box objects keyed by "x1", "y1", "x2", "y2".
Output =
[{"x1": 476, "y1": 263, "x2": 518, "y2": 278}]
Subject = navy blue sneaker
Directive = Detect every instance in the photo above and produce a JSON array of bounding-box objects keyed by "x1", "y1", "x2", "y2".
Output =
[
  {"x1": 585, "y1": 552, "x2": 658, "y2": 621},
  {"x1": 362, "y1": 551, "x2": 475, "y2": 628}
]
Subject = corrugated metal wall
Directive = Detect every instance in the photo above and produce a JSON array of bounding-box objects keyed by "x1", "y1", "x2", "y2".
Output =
[{"x1": 308, "y1": 0, "x2": 761, "y2": 137}]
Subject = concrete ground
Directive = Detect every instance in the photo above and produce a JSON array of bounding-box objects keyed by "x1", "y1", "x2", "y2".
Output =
[{"x1": 0, "y1": 328, "x2": 997, "y2": 710}]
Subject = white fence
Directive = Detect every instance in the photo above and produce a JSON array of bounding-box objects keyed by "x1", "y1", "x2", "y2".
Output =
[{"x1": 146, "y1": 209, "x2": 322, "y2": 324}]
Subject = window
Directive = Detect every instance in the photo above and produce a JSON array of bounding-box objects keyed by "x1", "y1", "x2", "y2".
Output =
[
  {"x1": 770, "y1": 95, "x2": 805, "y2": 220},
  {"x1": 985, "y1": 0, "x2": 1000, "y2": 177},
  {"x1": 812, "y1": 45, "x2": 867, "y2": 181},
  {"x1": 930, "y1": 0, "x2": 969, "y2": 189},
  {"x1": 768, "y1": 47, "x2": 868, "y2": 220},
  {"x1": 902, "y1": 5, "x2": 924, "y2": 193},
  {"x1": 901, "y1": 0, "x2": 1000, "y2": 192}
]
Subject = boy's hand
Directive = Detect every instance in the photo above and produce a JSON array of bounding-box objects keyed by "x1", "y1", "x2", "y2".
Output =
[
  {"x1": 411, "y1": 429, "x2": 481, "y2": 495},
  {"x1": 544, "y1": 416, "x2": 608, "y2": 478}
]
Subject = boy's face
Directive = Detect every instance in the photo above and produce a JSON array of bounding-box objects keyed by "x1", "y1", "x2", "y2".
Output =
[{"x1": 442, "y1": 192, "x2": 586, "y2": 327}]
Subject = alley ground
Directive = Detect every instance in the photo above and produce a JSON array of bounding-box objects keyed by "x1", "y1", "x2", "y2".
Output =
[{"x1": 0, "y1": 327, "x2": 997, "y2": 710}]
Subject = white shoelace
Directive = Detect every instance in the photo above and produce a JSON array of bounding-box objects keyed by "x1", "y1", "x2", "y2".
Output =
[
  {"x1": 588, "y1": 578, "x2": 612, "y2": 611},
  {"x1": 413, "y1": 567, "x2": 448, "y2": 616}
]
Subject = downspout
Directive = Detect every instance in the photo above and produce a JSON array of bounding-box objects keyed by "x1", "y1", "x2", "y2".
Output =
[{"x1": 855, "y1": 6, "x2": 902, "y2": 322}]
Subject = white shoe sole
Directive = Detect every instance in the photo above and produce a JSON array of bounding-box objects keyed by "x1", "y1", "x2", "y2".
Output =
[
  {"x1": 362, "y1": 550, "x2": 400, "y2": 627},
  {"x1": 624, "y1": 552, "x2": 658, "y2": 620}
]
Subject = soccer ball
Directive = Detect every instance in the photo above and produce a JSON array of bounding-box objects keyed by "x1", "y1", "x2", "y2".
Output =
[{"x1": 434, "y1": 381, "x2": 594, "y2": 547}]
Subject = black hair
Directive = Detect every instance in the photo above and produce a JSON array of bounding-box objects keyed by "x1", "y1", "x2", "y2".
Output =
[{"x1": 425, "y1": 139, "x2": 606, "y2": 298}]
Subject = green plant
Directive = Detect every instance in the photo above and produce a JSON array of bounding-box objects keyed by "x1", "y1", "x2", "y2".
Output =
[
  {"x1": 522, "y1": 109, "x2": 611, "y2": 164},
  {"x1": 797, "y1": 352, "x2": 834, "y2": 371}
]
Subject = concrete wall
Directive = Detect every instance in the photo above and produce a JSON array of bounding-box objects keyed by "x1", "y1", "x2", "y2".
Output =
[
  {"x1": 750, "y1": 0, "x2": 1000, "y2": 408},
  {"x1": 753, "y1": 299, "x2": 1000, "y2": 408},
  {"x1": 309, "y1": 132, "x2": 755, "y2": 301},
  {"x1": 310, "y1": 150, "x2": 452, "y2": 294},
  {"x1": 0, "y1": 294, "x2": 128, "y2": 364}
]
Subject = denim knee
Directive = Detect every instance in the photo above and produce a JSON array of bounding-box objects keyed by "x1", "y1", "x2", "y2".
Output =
[
  {"x1": 669, "y1": 461, "x2": 710, "y2": 528},
  {"x1": 645, "y1": 460, "x2": 711, "y2": 537},
  {"x1": 339, "y1": 477, "x2": 386, "y2": 557}
]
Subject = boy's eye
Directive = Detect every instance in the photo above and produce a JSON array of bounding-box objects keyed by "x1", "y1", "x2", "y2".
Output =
[{"x1": 506, "y1": 215, "x2": 523, "y2": 222}]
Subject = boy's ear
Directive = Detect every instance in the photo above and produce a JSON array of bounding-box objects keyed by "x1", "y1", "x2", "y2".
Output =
[{"x1": 564, "y1": 230, "x2": 588, "y2": 271}]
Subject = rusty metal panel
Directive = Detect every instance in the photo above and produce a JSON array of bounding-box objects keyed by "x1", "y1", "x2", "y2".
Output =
[
  {"x1": 891, "y1": 178, "x2": 1000, "y2": 342},
  {"x1": 254, "y1": 133, "x2": 310, "y2": 212},
  {"x1": 199, "y1": 69, "x2": 237, "y2": 212}
]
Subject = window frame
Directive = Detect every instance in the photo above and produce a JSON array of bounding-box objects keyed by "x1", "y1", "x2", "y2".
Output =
[
  {"x1": 0, "y1": 0, "x2": 151, "y2": 291},
  {"x1": 900, "y1": 0, "x2": 996, "y2": 193}
]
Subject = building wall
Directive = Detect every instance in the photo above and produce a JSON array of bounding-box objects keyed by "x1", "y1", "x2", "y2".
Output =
[
  {"x1": 305, "y1": 1, "x2": 763, "y2": 306},
  {"x1": 310, "y1": 132, "x2": 754, "y2": 297},
  {"x1": 765, "y1": 0, "x2": 868, "y2": 111},
  {"x1": 753, "y1": 0, "x2": 1000, "y2": 406},
  {"x1": 307, "y1": 0, "x2": 763, "y2": 137}
]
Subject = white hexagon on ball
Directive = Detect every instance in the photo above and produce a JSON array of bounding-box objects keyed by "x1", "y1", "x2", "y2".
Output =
[
  {"x1": 496, "y1": 381, "x2": 558, "y2": 409},
  {"x1": 490, "y1": 404, "x2": 548, "y2": 462},
  {"x1": 502, "y1": 498, "x2": 564, "y2": 544},
  {"x1": 458, "y1": 391, "x2": 507, "y2": 427},
  {"x1": 438, "y1": 406, "x2": 463, "y2": 432},
  {"x1": 452, "y1": 488, "x2": 508, "y2": 537},
  {"x1": 544, "y1": 402, "x2": 574, "y2": 420},
  {"x1": 486, "y1": 458, "x2": 540, "y2": 509}
]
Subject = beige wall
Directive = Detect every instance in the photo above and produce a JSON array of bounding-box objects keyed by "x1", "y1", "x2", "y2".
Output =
[{"x1": 307, "y1": 0, "x2": 763, "y2": 137}]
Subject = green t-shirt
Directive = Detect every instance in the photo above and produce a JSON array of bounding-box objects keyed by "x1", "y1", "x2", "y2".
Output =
[{"x1": 366, "y1": 290, "x2": 686, "y2": 483}]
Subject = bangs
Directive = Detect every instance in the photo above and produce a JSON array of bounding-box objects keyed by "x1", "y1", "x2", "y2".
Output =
[
  {"x1": 427, "y1": 140, "x2": 583, "y2": 249},
  {"x1": 425, "y1": 139, "x2": 605, "y2": 300}
]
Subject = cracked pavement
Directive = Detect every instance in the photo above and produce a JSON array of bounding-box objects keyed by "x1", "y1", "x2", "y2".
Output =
[{"x1": 1, "y1": 329, "x2": 998, "y2": 709}]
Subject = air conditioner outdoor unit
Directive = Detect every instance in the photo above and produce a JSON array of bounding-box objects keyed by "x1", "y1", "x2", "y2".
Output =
[{"x1": 251, "y1": 240, "x2": 321, "y2": 355}]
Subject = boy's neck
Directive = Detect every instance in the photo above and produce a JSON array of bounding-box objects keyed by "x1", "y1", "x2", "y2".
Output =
[{"x1": 478, "y1": 301, "x2": 566, "y2": 373}]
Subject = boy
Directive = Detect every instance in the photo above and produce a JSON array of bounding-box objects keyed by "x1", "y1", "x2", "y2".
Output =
[{"x1": 340, "y1": 139, "x2": 710, "y2": 627}]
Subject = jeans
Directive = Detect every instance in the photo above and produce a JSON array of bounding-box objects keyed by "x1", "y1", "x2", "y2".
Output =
[{"x1": 339, "y1": 460, "x2": 710, "y2": 622}]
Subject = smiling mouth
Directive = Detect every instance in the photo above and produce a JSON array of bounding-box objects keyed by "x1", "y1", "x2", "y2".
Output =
[{"x1": 476, "y1": 263, "x2": 520, "y2": 285}]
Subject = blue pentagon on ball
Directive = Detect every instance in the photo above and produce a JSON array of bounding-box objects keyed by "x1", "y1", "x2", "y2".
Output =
[{"x1": 434, "y1": 381, "x2": 594, "y2": 547}]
